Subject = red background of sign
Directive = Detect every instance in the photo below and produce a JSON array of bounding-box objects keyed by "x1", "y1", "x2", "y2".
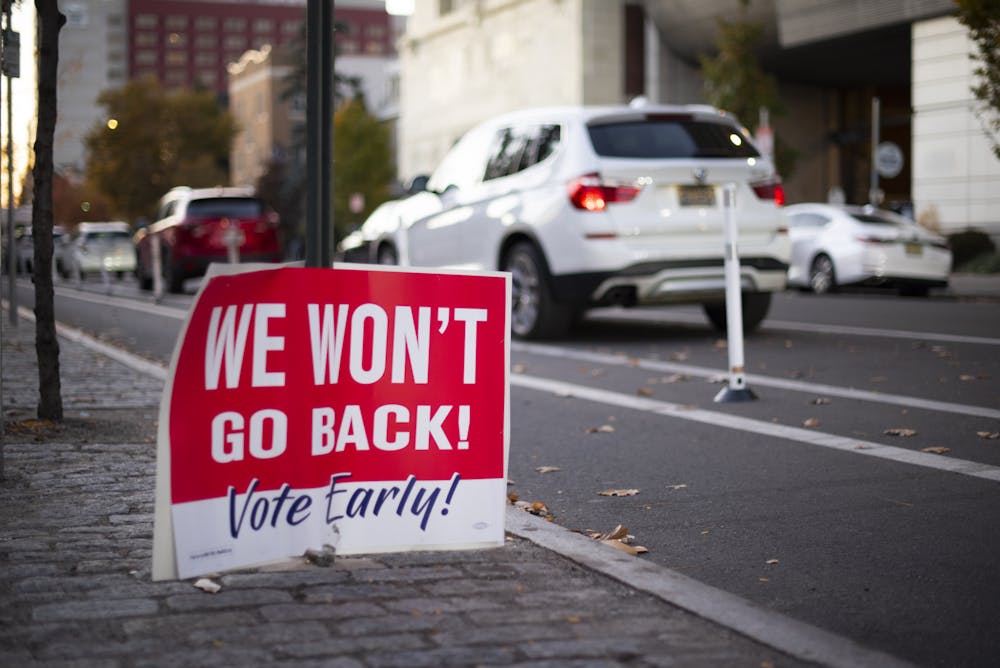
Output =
[{"x1": 169, "y1": 267, "x2": 508, "y2": 504}]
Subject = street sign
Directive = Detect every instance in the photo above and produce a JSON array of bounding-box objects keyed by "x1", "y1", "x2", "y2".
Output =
[{"x1": 876, "y1": 141, "x2": 904, "y2": 179}]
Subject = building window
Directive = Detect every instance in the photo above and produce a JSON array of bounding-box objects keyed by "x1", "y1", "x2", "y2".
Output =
[
  {"x1": 367, "y1": 25, "x2": 386, "y2": 39},
  {"x1": 198, "y1": 70, "x2": 218, "y2": 86},
  {"x1": 195, "y1": 34, "x2": 216, "y2": 49},
  {"x1": 165, "y1": 51, "x2": 187, "y2": 66},
  {"x1": 340, "y1": 40, "x2": 359, "y2": 55},
  {"x1": 165, "y1": 15, "x2": 188, "y2": 30},
  {"x1": 135, "y1": 14, "x2": 158, "y2": 29},
  {"x1": 366, "y1": 41, "x2": 385, "y2": 55},
  {"x1": 107, "y1": 14, "x2": 123, "y2": 27},
  {"x1": 224, "y1": 17, "x2": 247, "y2": 32},
  {"x1": 135, "y1": 50, "x2": 158, "y2": 66},
  {"x1": 282, "y1": 20, "x2": 300, "y2": 35},
  {"x1": 253, "y1": 18, "x2": 275, "y2": 33},
  {"x1": 195, "y1": 16, "x2": 218, "y2": 30},
  {"x1": 134, "y1": 32, "x2": 157, "y2": 47},
  {"x1": 224, "y1": 35, "x2": 247, "y2": 50},
  {"x1": 195, "y1": 52, "x2": 216, "y2": 67},
  {"x1": 165, "y1": 70, "x2": 187, "y2": 85},
  {"x1": 167, "y1": 32, "x2": 187, "y2": 47}
]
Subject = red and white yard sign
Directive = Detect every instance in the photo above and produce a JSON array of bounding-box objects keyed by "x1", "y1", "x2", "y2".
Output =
[{"x1": 152, "y1": 264, "x2": 510, "y2": 580}]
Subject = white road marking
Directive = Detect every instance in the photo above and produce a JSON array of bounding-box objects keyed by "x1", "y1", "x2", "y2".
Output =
[
  {"x1": 511, "y1": 373, "x2": 1000, "y2": 484},
  {"x1": 589, "y1": 308, "x2": 1000, "y2": 346},
  {"x1": 513, "y1": 341, "x2": 1000, "y2": 421}
]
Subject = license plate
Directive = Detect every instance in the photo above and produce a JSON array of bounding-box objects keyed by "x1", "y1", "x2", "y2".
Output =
[
  {"x1": 905, "y1": 242, "x2": 922, "y2": 256},
  {"x1": 678, "y1": 185, "x2": 716, "y2": 207}
]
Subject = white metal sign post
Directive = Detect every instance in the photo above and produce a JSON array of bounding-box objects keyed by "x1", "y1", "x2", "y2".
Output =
[{"x1": 714, "y1": 183, "x2": 757, "y2": 403}]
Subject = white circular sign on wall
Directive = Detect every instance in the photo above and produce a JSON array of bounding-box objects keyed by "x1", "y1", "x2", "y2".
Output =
[{"x1": 876, "y1": 141, "x2": 904, "y2": 179}]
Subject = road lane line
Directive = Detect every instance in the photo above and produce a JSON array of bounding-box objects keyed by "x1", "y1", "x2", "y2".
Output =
[
  {"x1": 511, "y1": 373, "x2": 1000, "y2": 484},
  {"x1": 513, "y1": 341, "x2": 1000, "y2": 421},
  {"x1": 589, "y1": 309, "x2": 1000, "y2": 346},
  {"x1": 49, "y1": 283, "x2": 189, "y2": 320}
]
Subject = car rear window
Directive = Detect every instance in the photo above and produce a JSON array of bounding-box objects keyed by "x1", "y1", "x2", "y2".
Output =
[
  {"x1": 186, "y1": 198, "x2": 263, "y2": 218},
  {"x1": 587, "y1": 118, "x2": 760, "y2": 159}
]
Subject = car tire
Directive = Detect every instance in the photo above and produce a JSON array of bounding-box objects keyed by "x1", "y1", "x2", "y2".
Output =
[
  {"x1": 809, "y1": 254, "x2": 836, "y2": 294},
  {"x1": 702, "y1": 291, "x2": 772, "y2": 334},
  {"x1": 376, "y1": 243, "x2": 398, "y2": 265},
  {"x1": 503, "y1": 241, "x2": 573, "y2": 340}
]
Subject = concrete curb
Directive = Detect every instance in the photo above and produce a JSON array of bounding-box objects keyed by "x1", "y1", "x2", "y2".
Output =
[{"x1": 506, "y1": 507, "x2": 916, "y2": 668}]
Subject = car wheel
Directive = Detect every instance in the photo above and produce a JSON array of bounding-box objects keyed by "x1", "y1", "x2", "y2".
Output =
[
  {"x1": 376, "y1": 244, "x2": 397, "y2": 265},
  {"x1": 503, "y1": 241, "x2": 572, "y2": 340},
  {"x1": 809, "y1": 254, "x2": 836, "y2": 294},
  {"x1": 702, "y1": 292, "x2": 772, "y2": 335}
]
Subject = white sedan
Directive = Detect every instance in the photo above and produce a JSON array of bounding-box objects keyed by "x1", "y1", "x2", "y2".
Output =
[{"x1": 785, "y1": 203, "x2": 952, "y2": 297}]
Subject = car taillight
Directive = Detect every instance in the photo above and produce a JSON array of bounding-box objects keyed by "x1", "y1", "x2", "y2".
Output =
[
  {"x1": 855, "y1": 235, "x2": 894, "y2": 244},
  {"x1": 751, "y1": 178, "x2": 784, "y2": 206},
  {"x1": 567, "y1": 173, "x2": 641, "y2": 212}
]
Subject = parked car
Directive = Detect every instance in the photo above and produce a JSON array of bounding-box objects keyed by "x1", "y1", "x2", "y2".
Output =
[
  {"x1": 784, "y1": 203, "x2": 951, "y2": 296},
  {"x1": 15, "y1": 225, "x2": 66, "y2": 276},
  {"x1": 135, "y1": 186, "x2": 281, "y2": 293},
  {"x1": 337, "y1": 104, "x2": 790, "y2": 339},
  {"x1": 55, "y1": 221, "x2": 135, "y2": 280}
]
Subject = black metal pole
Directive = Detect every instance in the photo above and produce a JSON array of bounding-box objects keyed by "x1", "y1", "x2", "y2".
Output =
[{"x1": 305, "y1": 0, "x2": 334, "y2": 268}]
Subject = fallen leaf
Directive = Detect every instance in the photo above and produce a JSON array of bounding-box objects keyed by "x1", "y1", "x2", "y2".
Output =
[
  {"x1": 598, "y1": 488, "x2": 640, "y2": 497},
  {"x1": 959, "y1": 374, "x2": 977, "y2": 381},
  {"x1": 586, "y1": 424, "x2": 616, "y2": 434},
  {"x1": 809, "y1": 397, "x2": 831, "y2": 405},
  {"x1": 512, "y1": 363, "x2": 526, "y2": 373},
  {"x1": 713, "y1": 339, "x2": 727, "y2": 350},
  {"x1": 662, "y1": 373, "x2": 690, "y2": 383},
  {"x1": 803, "y1": 418, "x2": 820, "y2": 428},
  {"x1": 870, "y1": 376, "x2": 888, "y2": 383},
  {"x1": 669, "y1": 351, "x2": 689, "y2": 362},
  {"x1": 566, "y1": 616, "x2": 582, "y2": 623},
  {"x1": 667, "y1": 483, "x2": 688, "y2": 491},
  {"x1": 884, "y1": 428, "x2": 917, "y2": 437},
  {"x1": 758, "y1": 578, "x2": 770, "y2": 583},
  {"x1": 921, "y1": 446, "x2": 951, "y2": 454},
  {"x1": 601, "y1": 540, "x2": 646, "y2": 555},
  {"x1": 636, "y1": 387, "x2": 655, "y2": 397},
  {"x1": 706, "y1": 374, "x2": 728, "y2": 384},
  {"x1": 977, "y1": 431, "x2": 999, "y2": 440},
  {"x1": 766, "y1": 559, "x2": 780, "y2": 565},
  {"x1": 535, "y1": 466, "x2": 561, "y2": 474},
  {"x1": 507, "y1": 492, "x2": 519, "y2": 503},
  {"x1": 193, "y1": 578, "x2": 221, "y2": 594}
]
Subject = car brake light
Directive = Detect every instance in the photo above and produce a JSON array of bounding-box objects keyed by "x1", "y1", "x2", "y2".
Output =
[
  {"x1": 751, "y1": 178, "x2": 784, "y2": 206},
  {"x1": 567, "y1": 173, "x2": 641, "y2": 212},
  {"x1": 855, "y1": 235, "x2": 893, "y2": 244}
]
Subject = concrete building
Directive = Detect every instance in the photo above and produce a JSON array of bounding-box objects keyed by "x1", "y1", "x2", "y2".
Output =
[
  {"x1": 227, "y1": 44, "x2": 297, "y2": 188},
  {"x1": 53, "y1": 0, "x2": 129, "y2": 177},
  {"x1": 397, "y1": 0, "x2": 999, "y2": 236}
]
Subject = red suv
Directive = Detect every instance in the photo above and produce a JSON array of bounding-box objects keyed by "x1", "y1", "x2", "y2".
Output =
[{"x1": 135, "y1": 186, "x2": 282, "y2": 293}]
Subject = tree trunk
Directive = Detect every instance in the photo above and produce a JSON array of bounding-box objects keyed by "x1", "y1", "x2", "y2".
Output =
[{"x1": 31, "y1": 0, "x2": 65, "y2": 421}]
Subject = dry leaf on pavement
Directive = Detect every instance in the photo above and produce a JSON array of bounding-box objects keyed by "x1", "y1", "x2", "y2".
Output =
[
  {"x1": 803, "y1": 418, "x2": 820, "y2": 427},
  {"x1": 637, "y1": 387, "x2": 655, "y2": 397},
  {"x1": 977, "y1": 431, "x2": 1000, "y2": 440},
  {"x1": 884, "y1": 428, "x2": 917, "y2": 437},
  {"x1": 598, "y1": 488, "x2": 640, "y2": 497},
  {"x1": 535, "y1": 466, "x2": 561, "y2": 473},
  {"x1": 667, "y1": 483, "x2": 688, "y2": 490},
  {"x1": 809, "y1": 397, "x2": 831, "y2": 405},
  {"x1": 586, "y1": 424, "x2": 616, "y2": 434},
  {"x1": 921, "y1": 446, "x2": 951, "y2": 454}
]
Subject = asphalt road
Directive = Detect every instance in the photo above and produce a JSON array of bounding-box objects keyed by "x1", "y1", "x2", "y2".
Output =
[{"x1": 11, "y1": 274, "x2": 1000, "y2": 668}]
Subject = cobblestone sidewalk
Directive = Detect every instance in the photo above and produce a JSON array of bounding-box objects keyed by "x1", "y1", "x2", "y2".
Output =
[{"x1": 1, "y1": 311, "x2": 828, "y2": 667}]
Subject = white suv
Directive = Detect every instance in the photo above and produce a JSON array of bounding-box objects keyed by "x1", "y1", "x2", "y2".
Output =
[{"x1": 340, "y1": 104, "x2": 790, "y2": 339}]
